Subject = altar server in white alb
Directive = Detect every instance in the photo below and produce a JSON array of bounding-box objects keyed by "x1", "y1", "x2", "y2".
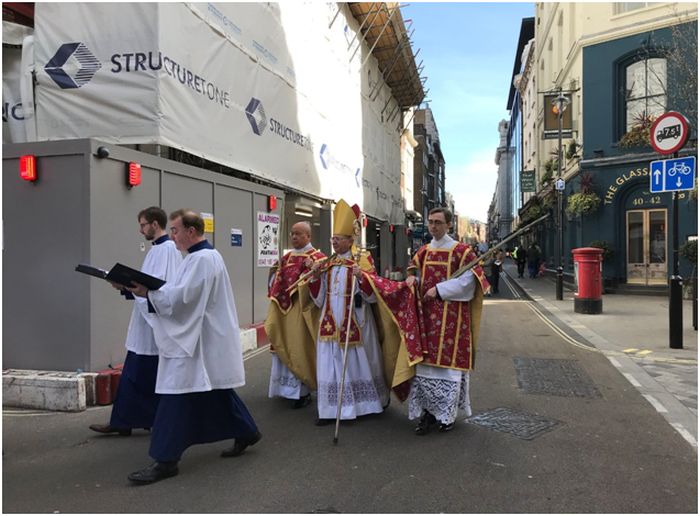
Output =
[
  {"x1": 307, "y1": 200, "x2": 389, "y2": 426},
  {"x1": 126, "y1": 209, "x2": 261, "y2": 485},
  {"x1": 89, "y1": 206, "x2": 182, "y2": 437}
]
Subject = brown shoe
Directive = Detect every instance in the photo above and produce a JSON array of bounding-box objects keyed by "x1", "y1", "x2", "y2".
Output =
[{"x1": 89, "y1": 424, "x2": 132, "y2": 436}]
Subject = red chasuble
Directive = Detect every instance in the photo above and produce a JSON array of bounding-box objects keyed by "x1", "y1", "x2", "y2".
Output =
[
  {"x1": 408, "y1": 242, "x2": 490, "y2": 371},
  {"x1": 268, "y1": 248, "x2": 326, "y2": 314}
]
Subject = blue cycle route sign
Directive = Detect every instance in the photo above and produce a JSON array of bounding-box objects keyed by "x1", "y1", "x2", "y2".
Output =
[{"x1": 649, "y1": 156, "x2": 696, "y2": 193}]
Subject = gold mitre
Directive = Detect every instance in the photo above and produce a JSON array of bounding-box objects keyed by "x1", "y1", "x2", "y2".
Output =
[{"x1": 333, "y1": 199, "x2": 361, "y2": 237}]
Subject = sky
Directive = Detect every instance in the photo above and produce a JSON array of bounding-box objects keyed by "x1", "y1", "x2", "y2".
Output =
[{"x1": 402, "y1": 1, "x2": 535, "y2": 222}]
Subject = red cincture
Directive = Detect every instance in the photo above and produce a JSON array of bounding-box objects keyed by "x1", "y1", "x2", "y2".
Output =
[
  {"x1": 269, "y1": 249, "x2": 325, "y2": 314},
  {"x1": 319, "y1": 259, "x2": 361, "y2": 345}
]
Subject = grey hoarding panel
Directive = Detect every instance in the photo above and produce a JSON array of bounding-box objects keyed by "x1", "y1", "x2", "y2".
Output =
[
  {"x1": 162, "y1": 172, "x2": 214, "y2": 241},
  {"x1": 2, "y1": 153, "x2": 91, "y2": 371},
  {"x1": 215, "y1": 186, "x2": 254, "y2": 326}
]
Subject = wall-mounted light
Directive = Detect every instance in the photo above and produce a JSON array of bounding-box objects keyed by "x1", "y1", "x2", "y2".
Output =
[
  {"x1": 268, "y1": 195, "x2": 277, "y2": 211},
  {"x1": 127, "y1": 162, "x2": 141, "y2": 188},
  {"x1": 19, "y1": 155, "x2": 37, "y2": 182}
]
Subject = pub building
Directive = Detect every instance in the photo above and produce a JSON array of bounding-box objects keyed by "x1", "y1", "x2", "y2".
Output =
[{"x1": 535, "y1": 23, "x2": 697, "y2": 292}]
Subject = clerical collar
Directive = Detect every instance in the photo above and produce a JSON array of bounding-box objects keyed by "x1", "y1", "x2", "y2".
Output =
[
  {"x1": 338, "y1": 250, "x2": 352, "y2": 258},
  {"x1": 152, "y1": 235, "x2": 170, "y2": 246},
  {"x1": 293, "y1": 243, "x2": 313, "y2": 253},
  {"x1": 431, "y1": 234, "x2": 454, "y2": 248},
  {"x1": 188, "y1": 239, "x2": 213, "y2": 253}
]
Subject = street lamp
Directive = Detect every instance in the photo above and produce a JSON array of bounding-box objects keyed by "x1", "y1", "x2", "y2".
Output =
[{"x1": 552, "y1": 91, "x2": 570, "y2": 301}]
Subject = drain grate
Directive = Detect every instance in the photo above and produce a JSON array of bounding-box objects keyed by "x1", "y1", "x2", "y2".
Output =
[
  {"x1": 513, "y1": 357, "x2": 602, "y2": 399},
  {"x1": 468, "y1": 407, "x2": 562, "y2": 440}
]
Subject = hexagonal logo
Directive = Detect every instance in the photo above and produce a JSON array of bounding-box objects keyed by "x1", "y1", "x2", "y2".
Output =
[
  {"x1": 319, "y1": 143, "x2": 329, "y2": 169},
  {"x1": 44, "y1": 42, "x2": 102, "y2": 89},
  {"x1": 245, "y1": 97, "x2": 267, "y2": 136}
]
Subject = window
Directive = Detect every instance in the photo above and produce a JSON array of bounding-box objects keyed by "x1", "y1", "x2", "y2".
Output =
[
  {"x1": 624, "y1": 57, "x2": 666, "y2": 131},
  {"x1": 614, "y1": 3, "x2": 653, "y2": 15}
]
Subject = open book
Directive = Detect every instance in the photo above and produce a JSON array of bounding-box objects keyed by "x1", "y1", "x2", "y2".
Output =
[{"x1": 75, "y1": 263, "x2": 166, "y2": 290}]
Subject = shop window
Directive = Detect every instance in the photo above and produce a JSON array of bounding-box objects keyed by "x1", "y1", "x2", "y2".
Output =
[{"x1": 623, "y1": 57, "x2": 667, "y2": 132}]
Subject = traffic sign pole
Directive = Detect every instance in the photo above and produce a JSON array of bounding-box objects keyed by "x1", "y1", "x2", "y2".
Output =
[{"x1": 669, "y1": 151, "x2": 683, "y2": 349}]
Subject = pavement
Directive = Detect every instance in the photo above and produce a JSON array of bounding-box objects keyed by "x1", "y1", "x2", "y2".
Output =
[{"x1": 498, "y1": 260, "x2": 698, "y2": 449}]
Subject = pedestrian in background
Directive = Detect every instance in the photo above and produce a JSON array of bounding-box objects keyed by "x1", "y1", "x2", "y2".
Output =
[
  {"x1": 126, "y1": 210, "x2": 260, "y2": 485},
  {"x1": 527, "y1": 242, "x2": 542, "y2": 279},
  {"x1": 489, "y1": 249, "x2": 504, "y2": 295},
  {"x1": 513, "y1": 243, "x2": 527, "y2": 279},
  {"x1": 89, "y1": 206, "x2": 182, "y2": 437}
]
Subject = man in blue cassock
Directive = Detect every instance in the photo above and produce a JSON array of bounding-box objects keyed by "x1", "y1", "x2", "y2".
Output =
[
  {"x1": 89, "y1": 206, "x2": 182, "y2": 436},
  {"x1": 126, "y1": 209, "x2": 261, "y2": 485}
]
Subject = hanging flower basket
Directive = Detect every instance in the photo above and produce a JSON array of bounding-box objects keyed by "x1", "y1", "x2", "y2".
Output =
[{"x1": 565, "y1": 192, "x2": 601, "y2": 217}]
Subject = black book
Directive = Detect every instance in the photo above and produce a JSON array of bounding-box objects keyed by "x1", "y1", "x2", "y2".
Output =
[{"x1": 75, "y1": 262, "x2": 166, "y2": 290}]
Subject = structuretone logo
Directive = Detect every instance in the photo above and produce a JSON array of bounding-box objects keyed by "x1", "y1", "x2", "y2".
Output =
[
  {"x1": 45, "y1": 43, "x2": 101, "y2": 89},
  {"x1": 245, "y1": 97, "x2": 267, "y2": 135}
]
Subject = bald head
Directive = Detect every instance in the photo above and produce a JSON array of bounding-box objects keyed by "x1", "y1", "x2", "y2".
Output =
[{"x1": 291, "y1": 221, "x2": 312, "y2": 250}]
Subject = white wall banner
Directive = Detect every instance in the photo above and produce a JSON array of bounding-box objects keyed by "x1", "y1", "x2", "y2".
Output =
[
  {"x1": 2, "y1": 21, "x2": 34, "y2": 143},
  {"x1": 257, "y1": 211, "x2": 280, "y2": 267},
  {"x1": 31, "y1": 3, "x2": 405, "y2": 223}
]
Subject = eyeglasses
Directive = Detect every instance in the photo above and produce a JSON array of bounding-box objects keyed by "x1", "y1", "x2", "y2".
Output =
[{"x1": 139, "y1": 221, "x2": 153, "y2": 228}]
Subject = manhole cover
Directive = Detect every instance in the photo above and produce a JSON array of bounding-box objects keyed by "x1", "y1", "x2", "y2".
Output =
[
  {"x1": 513, "y1": 357, "x2": 602, "y2": 399},
  {"x1": 468, "y1": 407, "x2": 562, "y2": 440}
]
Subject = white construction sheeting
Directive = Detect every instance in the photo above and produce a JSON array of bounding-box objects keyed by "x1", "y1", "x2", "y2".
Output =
[{"x1": 30, "y1": 3, "x2": 405, "y2": 223}]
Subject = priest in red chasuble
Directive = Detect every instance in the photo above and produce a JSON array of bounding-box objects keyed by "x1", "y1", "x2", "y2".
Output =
[
  {"x1": 405, "y1": 207, "x2": 490, "y2": 435},
  {"x1": 265, "y1": 221, "x2": 326, "y2": 408}
]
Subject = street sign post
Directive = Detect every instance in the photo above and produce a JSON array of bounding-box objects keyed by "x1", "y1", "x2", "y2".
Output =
[
  {"x1": 649, "y1": 111, "x2": 693, "y2": 350},
  {"x1": 649, "y1": 156, "x2": 696, "y2": 193},
  {"x1": 555, "y1": 178, "x2": 565, "y2": 191}
]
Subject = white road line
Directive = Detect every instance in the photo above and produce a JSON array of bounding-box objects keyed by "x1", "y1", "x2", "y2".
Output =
[
  {"x1": 608, "y1": 357, "x2": 622, "y2": 368},
  {"x1": 671, "y1": 423, "x2": 698, "y2": 448},
  {"x1": 623, "y1": 373, "x2": 642, "y2": 387},
  {"x1": 643, "y1": 394, "x2": 669, "y2": 413},
  {"x1": 244, "y1": 345, "x2": 270, "y2": 361}
]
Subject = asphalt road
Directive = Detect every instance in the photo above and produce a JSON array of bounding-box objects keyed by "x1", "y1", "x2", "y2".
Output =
[{"x1": 3, "y1": 282, "x2": 697, "y2": 513}]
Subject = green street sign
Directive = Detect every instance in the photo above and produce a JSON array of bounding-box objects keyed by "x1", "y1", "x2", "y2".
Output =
[{"x1": 521, "y1": 170, "x2": 536, "y2": 192}]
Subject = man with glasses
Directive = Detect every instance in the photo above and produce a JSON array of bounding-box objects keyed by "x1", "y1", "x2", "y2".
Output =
[
  {"x1": 405, "y1": 207, "x2": 489, "y2": 435},
  {"x1": 126, "y1": 210, "x2": 260, "y2": 484},
  {"x1": 266, "y1": 221, "x2": 326, "y2": 409},
  {"x1": 89, "y1": 206, "x2": 182, "y2": 437}
]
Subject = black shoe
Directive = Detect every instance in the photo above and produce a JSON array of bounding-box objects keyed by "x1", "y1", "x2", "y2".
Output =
[
  {"x1": 438, "y1": 422, "x2": 455, "y2": 432},
  {"x1": 314, "y1": 418, "x2": 334, "y2": 426},
  {"x1": 89, "y1": 424, "x2": 131, "y2": 436},
  {"x1": 128, "y1": 461, "x2": 179, "y2": 485},
  {"x1": 220, "y1": 431, "x2": 262, "y2": 458},
  {"x1": 292, "y1": 394, "x2": 311, "y2": 409},
  {"x1": 414, "y1": 411, "x2": 436, "y2": 436}
]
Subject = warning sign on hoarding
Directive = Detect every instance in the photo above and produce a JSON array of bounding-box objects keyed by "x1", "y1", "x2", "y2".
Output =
[{"x1": 257, "y1": 211, "x2": 279, "y2": 267}]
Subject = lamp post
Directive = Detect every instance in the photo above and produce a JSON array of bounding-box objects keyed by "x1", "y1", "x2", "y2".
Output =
[{"x1": 552, "y1": 91, "x2": 570, "y2": 301}]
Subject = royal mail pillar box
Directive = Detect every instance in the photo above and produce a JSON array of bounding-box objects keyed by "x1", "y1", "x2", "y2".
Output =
[{"x1": 572, "y1": 247, "x2": 603, "y2": 314}]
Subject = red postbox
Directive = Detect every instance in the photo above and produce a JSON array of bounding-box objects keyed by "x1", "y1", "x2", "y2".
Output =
[{"x1": 572, "y1": 247, "x2": 603, "y2": 314}]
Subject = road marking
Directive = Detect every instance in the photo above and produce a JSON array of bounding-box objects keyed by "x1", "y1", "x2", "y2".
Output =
[
  {"x1": 637, "y1": 350, "x2": 653, "y2": 357},
  {"x1": 244, "y1": 345, "x2": 270, "y2": 361},
  {"x1": 643, "y1": 394, "x2": 668, "y2": 413},
  {"x1": 623, "y1": 373, "x2": 642, "y2": 387},
  {"x1": 623, "y1": 348, "x2": 639, "y2": 353},
  {"x1": 608, "y1": 357, "x2": 622, "y2": 368},
  {"x1": 671, "y1": 423, "x2": 698, "y2": 448}
]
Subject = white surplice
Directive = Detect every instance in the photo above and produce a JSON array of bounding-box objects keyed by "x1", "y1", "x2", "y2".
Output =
[
  {"x1": 408, "y1": 234, "x2": 476, "y2": 424},
  {"x1": 147, "y1": 246, "x2": 245, "y2": 394},
  {"x1": 126, "y1": 238, "x2": 182, "y2": 355},
  {"x1": 311, "y1": 251, "x2": 388, "y2": 420}
]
